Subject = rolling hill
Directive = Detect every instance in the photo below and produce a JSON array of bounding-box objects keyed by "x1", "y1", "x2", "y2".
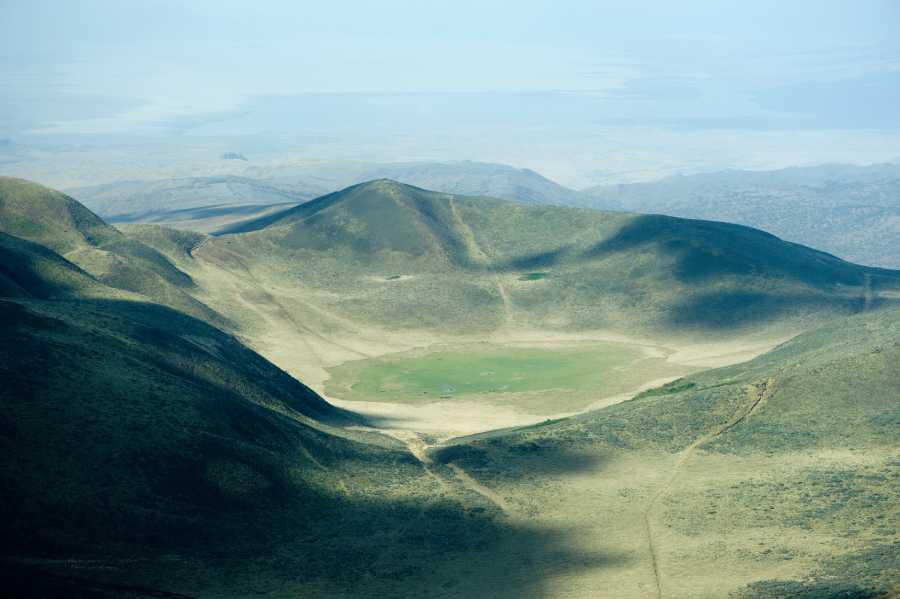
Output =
[
  {"x1": 268, "y1": 160, "x2": 580, "y2": 205},
  {"x1": 0, "y1": 176, "x2": 223, "y2": 323},
  {"x1": 578, "y1": 162, "x2": 900, "y2": 269},
  {"x1": 207, "y1": 179, "x2": 900, "y2": 340}
]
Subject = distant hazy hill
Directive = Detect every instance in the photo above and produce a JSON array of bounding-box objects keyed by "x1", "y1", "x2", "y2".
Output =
[
  {"x1": 65, "y1": 162, "x2": 577, "y2": 233},
  {"x1": 67, "y1": 175, "x2": 326, "y2": 232},
  {"x1": 579, "y1": 163, "x2": 900, "y2": 268},
  {"x1": 216, "y1": 179, "x2": 900, "y2": 337},
  {"x1": 276, "y1": 160, "x2": 579, "y2": 205}
]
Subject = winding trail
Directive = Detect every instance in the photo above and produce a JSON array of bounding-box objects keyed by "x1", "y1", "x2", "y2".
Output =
[{"x1": 642, "y1": 377, "x2": 777, "y2": 598}]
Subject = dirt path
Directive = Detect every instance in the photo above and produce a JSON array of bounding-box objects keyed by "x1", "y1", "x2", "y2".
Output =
[
  {"x1": 357, "y1": 426, "x2": 513, "y2": 515},
  {"x1": 447, "y1": 464, "x2": 513, "y2": 514},
  {"x1": 642, "y1": 377, "x2": 777, "y2": 598}
]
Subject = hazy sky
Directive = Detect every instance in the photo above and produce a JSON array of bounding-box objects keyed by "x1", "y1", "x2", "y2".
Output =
[{"x1": 2, "y1": 0, "x2": 899, "y2": 184}]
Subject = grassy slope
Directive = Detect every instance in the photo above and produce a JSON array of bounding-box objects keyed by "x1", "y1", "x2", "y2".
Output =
[
  {"x1": 438, "y1": 308, "x2": 900, "y2": 597},
  {"x1": 0, "y1": 177, "x2": 224, "y2": 323},
  {"x1": 208, "y1": 179, "x2": 900, "y2": 338},
  {"x1": 0, "y1": 232, "x2": 115, "y2": 300}
]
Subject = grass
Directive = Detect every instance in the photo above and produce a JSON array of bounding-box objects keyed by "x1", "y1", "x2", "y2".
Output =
[{"x1": 326, "y1": 343, "x2": 641, "y2": 401}]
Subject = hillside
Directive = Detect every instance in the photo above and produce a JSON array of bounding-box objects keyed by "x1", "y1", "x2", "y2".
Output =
[
  {"x1": 0, "y1": 176, "x2": 223, "y2": 322},
  {"x1": 579, "y1": 163, "x2": 900, "y2": 268},
  {"x1": 207, "y1": 179, "x2": 900, "y2": 339},
  {"x1": 0, "y1": 232, "x2": 114, "y2": 300},
  {"x1": 436, "y1": 307, "x2": 900, "y2": 597},
  {"x1": 0, "y1": 229, "x2": 527, "y2": 598}
]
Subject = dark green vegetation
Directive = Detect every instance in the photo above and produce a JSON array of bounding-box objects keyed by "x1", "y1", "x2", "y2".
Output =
[
  {"x1": 578, "y1": 162, "x2": 900, "y2": 268},
  {"x1": 519, "y1": 271, "x2": 548, "y2": 281},
  {"x1": 0, "y1": 177, "x2": 223, "y2": 323},
  {"x1": 325, "y1": 343, "x2": 644, "y2": 402}
]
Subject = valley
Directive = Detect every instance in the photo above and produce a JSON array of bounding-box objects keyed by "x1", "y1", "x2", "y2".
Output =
[{"x1": 1, "y1": 176, "x2": 898, "y2": 598}]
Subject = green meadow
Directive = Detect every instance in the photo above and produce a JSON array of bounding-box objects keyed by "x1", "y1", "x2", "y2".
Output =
[{"x1": 324, "y1": 342, "x2": 686, "y2": 412}]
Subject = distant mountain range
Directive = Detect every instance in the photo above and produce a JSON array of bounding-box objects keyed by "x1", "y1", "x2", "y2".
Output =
[
  {"x1": 577, "y1": 162, "x2": 900, "y2": 268},
  {"x1": 66, "y1": 161, "x2": 900, "y2": 268},
  {"x1": 66, "y1": 161, "x2": 578, "y2": 234}
]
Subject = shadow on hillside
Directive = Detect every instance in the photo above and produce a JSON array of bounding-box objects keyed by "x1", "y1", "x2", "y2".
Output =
[
  {"x1": 2, "y1": 295, "x2": 629, "y2": 597},
  {"x1": 432, "y1": 439, "x2": 608, "y2": 479},
  {"x1": 664, "y1": 289, "x2": 863, "y2": 330},
  {"x1": 482, "y1": 214, "x2": 900, "y2": 330},
  {"x1": 582, "y1": 214, "x2": 873, "y2": 286},
  {"x1": 3, "y1": 450, "x2": 630, "y2": 599}
]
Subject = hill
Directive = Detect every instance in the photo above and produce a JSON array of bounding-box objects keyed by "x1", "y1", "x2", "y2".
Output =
[
  {"x1": 67, "y1": 175, "x2": 324, "y2": 233},
  {"x1": 0, "y1": 176, "x2": 223, "y2": 322},
  {"x1": 63, "y1": 162, "x2": 577, "y2": 234},
  {"x1": 0, "y1": 232, "x2": 114, "y2": 300},
  {"x1": 0, "y1": 227, "x2": 535, "y2": 598},
  {"x1": 208, "y1": 179, "x2": 900, "y2": 339},
  {"x1": 435, "y1": 306, "x2": 900, "y2": 597},
  {"x1": 578, "y1": 162, "x2": 900, "y2": 268}
]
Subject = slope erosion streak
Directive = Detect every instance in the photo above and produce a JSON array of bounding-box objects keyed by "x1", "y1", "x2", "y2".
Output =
[
  {"x1": 447, "y1": 197, "x2": 514, "y2": 326},
  {"x1": 642, "y1": 377, "x2": 777, "y2": 599}
]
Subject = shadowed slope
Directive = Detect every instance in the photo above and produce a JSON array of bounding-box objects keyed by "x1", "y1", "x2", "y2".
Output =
[
  {"x1": 0, "y1": 298, "x2": 353, "y2": 553},
  {"x1": 0, "y1": 177, "x2": 223, "y2": 323},
  {"x1": 0, "y1": 233, "x2": 113, "y2": 300}
]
